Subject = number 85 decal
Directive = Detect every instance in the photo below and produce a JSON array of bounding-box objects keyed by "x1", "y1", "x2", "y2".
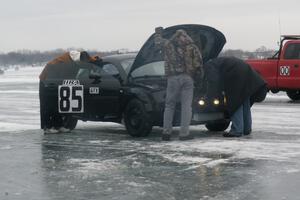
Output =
[{"x1": 58, "y1": 85, "x2": 84, "y2": 113}]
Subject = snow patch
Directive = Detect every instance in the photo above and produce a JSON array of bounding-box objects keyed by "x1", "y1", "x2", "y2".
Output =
[
  {"x1": 0, "y1": 145, "x2": 12, "y2": 150},
  {"x1": 286, "y1": 169, "x2": 300, "y2": 173},
  {"x1": 203, "y1": 159, "x2": 230, "y2": 168},
  {"x1": 67, "y1": 158, "x2": 121, "y2": 173},
  {"x1": 88, "y1": 140, "x2": 112, "y2": 144},
  {"x1": 0, "y1": 90, "x2": 38, "y2": 94},
  {"x1": 162, "y1": 153, "x2": 211, "y2": 165},
  {"x1": 0, "y1": 122, "x2": 38, "y2": 132},
  {"x1": 149, "y1": 139, "x2": 300, "y2": 164}
]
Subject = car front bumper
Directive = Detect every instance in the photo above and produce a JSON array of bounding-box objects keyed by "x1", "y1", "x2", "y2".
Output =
[{"x1": 191, "y1": 112, "x2": 226, "y2": 125}]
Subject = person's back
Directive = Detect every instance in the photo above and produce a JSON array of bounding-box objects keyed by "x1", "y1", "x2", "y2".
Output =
[
  {"x1": 205, "y1": 57, "x2": 267, "y2": 137},
  {"x1": 155, "y1": 27, "x2": 204, "y2": 141}
]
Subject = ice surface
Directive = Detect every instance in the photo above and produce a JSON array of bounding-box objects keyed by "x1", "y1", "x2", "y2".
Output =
[
  {"x1": 1, "y1": 65, "x2": 300, "y2": 168},
  {"x1": 2, "y1": 66, "x2": 300, "y2": 200}
]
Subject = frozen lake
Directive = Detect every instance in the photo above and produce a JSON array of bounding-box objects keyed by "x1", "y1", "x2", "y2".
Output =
[{"x1": 1, "y1": 66, "x2": 300, "y2": 200}]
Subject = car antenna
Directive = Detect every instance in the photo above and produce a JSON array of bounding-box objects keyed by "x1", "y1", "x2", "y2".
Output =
[{"x1": 277, "y1": 10, "x2": 282, "y2": 46}]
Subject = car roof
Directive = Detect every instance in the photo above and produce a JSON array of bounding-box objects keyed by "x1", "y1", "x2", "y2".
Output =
[
  {"x1": 281, "y1": 35, "x2": 300, "y2": 40},
  {"x1": 102, "y1": 53, "x2": 137, "y2": 62}
]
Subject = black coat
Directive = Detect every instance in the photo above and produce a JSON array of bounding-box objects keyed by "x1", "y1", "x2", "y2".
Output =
[{"x1": 204, "y1": 57, "x2": 267, "y2": 116}]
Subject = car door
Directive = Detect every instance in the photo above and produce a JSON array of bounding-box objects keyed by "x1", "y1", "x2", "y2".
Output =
[
  {"x1": 73, "y1": 62, "x2": 121, "y2": 119},
  {"x1": 278, "y1": 41, "x2": 300, "y2": 89}
]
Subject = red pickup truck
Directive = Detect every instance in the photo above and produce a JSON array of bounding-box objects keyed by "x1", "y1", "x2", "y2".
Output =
[{"x1": 246, "y1": 35, "x2": 300, "y2": 100}]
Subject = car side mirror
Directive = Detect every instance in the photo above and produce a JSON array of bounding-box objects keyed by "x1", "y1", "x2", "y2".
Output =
[{"x1": 89, "y1": 71, "x2": 101, "y2": 80}]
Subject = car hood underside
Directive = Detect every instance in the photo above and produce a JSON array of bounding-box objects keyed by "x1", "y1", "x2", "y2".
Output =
[{"x1": 129, "y1": 24, "x2": 226, "y2": 74}]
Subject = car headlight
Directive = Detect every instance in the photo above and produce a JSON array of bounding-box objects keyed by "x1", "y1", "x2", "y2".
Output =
[
  {"x1": 198, "y1": 99, "x2": 205, "y2": 106},
  {"x1": 213, "y1": 99, "x2": 220, "y2": 105}
]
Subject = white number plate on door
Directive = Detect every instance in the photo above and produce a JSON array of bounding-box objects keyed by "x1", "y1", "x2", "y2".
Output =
[{"x1": 58, "y1": 84, "x2": 84, "y2": 113}]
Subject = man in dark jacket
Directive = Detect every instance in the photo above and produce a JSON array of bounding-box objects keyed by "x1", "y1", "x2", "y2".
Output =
[{"x1": 204, "y1": 57, "x2": 267, "y2": 137}]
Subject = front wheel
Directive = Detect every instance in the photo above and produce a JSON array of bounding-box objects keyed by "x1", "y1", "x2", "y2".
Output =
[
  {"x1": 124, "y1": 99, "x2": 153, "y2": 137},
  {"x1": 286, "y1": 90, "x2": 300, "y2": 101},
  {"x1": 205, "y1": 120, "x2": 230, "y2": 132},
  {"x1": 62, "y1": 116, "x2": 78, "y2": 130}
]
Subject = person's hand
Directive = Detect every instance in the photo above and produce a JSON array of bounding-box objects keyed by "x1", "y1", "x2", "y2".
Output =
[
  {"x1": 155, "y1": 27, "x2": 164, "y2": 35},
  {"x1": 193, "y1": 68, "x2": 205, "y2": 88}
]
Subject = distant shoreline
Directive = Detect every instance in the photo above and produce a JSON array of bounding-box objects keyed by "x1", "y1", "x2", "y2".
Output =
[{"x1": 0, "y1": 47, "x2": 275, "y2": 67}]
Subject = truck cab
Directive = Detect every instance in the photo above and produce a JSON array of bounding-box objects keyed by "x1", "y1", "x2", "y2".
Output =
[{"x1": 247, "y1": 35, "x2": 300, "y2": 100}]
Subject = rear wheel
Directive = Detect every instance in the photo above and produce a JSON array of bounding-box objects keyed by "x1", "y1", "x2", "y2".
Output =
[
  {"x1": 205, "y1": 120, "x2": 230, "y2": 132},
  {"x1": 62, "y1": 116, "x2": 78, "y2": 130},
  {"x1": 124, "y1": 99, "x2": 152, "y2": 137},
  {"x1": 286, "y1": 90, "x2": 300, "y2": 101}
]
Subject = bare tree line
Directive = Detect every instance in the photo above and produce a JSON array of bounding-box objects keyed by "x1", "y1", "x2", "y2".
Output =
[
  {"x1": 0, "y1": 46, "x2": 276, "y2": 67},
  {"x1": 0, "y1": 49, "x2": 121, "y2": 67},
  {"x1": 220, "y1": 46, "x2": 276, "y2": 59}
]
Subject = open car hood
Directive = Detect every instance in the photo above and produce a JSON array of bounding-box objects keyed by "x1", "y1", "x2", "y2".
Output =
[{"x1": 129, "y1": 24, "x2": 226, "y2": 75}]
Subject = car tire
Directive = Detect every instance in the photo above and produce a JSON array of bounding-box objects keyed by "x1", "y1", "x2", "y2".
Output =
[
  {"x1": 124, "y1": 99, "x2": 153, "y2": 137},
  {"x1": 286, "y1": 90, "x2": 300, "y2": 101},
  {"x1": 62, "y1": 116, "x2": 78, "y2": 130},
  {"x1": 205, "y1": 120, "x2": 230, "y2": 132}
]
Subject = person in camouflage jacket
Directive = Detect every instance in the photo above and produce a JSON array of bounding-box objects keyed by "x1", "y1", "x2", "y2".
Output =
[
  {"x1": 164, "y1": 29, "x2": 204, "y2": 78},
  {"x1": 154, "y1": 28, "x2": 204, "y2": 141}
]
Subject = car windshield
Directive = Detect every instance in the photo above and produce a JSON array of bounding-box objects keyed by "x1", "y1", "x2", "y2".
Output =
[
  {"x1": 131, "y1": 61, "x2": 165, "y2": 78},
  {"x1": 120, "y1": 58, "x2": 135, "y2": 74}
]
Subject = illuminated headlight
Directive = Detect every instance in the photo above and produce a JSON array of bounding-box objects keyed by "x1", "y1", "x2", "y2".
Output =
[
  {"x1": 198, "y1": 99, "x2": 205, "y2": 106},
  {"x1": 213, "y1": 99, "x2": 220, "y2": 105}
]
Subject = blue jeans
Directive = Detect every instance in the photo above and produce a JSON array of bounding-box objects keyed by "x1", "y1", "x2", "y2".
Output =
[
  {"x1": 230, "y1": 98, "x2": 252, "y2": 135},
  {"x1": 163, "y1": 74, "x2": 194, "y2": 137}
]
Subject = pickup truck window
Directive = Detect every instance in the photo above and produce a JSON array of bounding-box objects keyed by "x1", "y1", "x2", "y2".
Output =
[{"x1": 284, "y1": 43, "x2": 300, "y2": 59}]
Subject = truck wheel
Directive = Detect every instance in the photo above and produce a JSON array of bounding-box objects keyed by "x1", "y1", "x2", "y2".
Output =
[
  {"x1": 124, "y1": 99, "x2": 152, "y2": 137},
  {"x1": 205, "y1": 121, "x2": 230, "y2": 132},
  {"x1": 286, "y1": 90, "x2": 300, "y2": 101},
  {"x1": 62, "y1": 116, "x2": 78, "y2": 130}
]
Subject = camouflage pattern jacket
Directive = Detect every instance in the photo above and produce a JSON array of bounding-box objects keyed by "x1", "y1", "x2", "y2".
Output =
[
  {"x1": 154, "y1": 29, "x2": 204, "y2": 80},
  {"x1": 163, "y1": 39, "x2": 204, "y2": 79}
]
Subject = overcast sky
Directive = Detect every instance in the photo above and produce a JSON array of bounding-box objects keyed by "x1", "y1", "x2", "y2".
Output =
[{"x1": 0, "y1": 0, "x2": 299, "y2": 52}]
